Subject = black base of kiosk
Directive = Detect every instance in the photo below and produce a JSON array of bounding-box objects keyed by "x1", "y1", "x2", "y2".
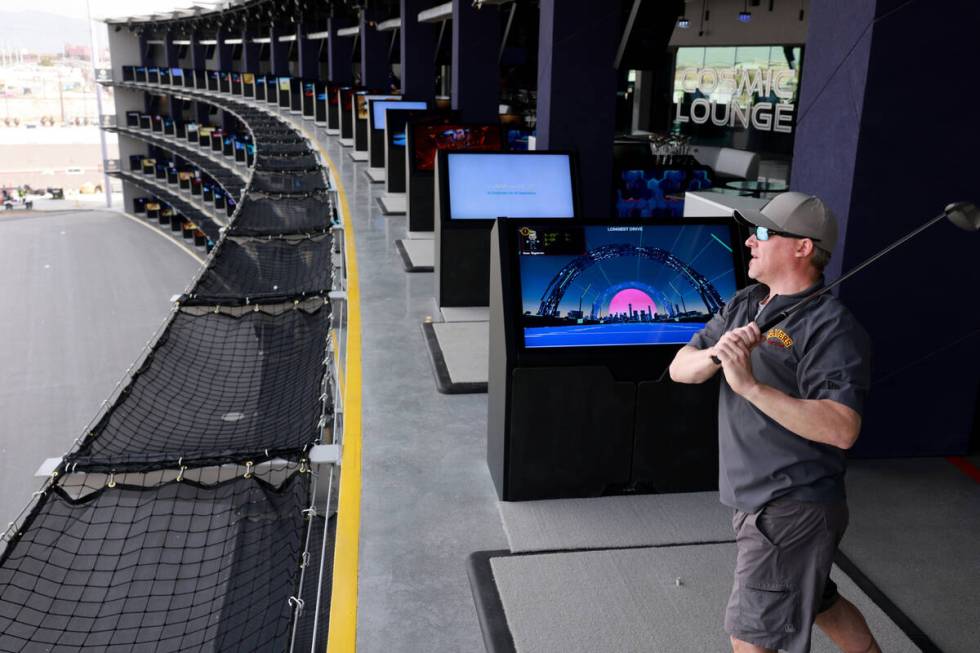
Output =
[
  {"x1": 434, "y1": 219, "x2": 493, "y2": 308},
  {"x1": 487, "y1": 221, "x2": 721, "y2": 501}
]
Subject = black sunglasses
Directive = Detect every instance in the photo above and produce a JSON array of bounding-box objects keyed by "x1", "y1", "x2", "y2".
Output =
[{"x1": 754, "y1": 225, "x2": 821, "y2": 242}]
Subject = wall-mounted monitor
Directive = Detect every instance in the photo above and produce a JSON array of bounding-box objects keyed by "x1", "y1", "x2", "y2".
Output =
[
  {"x1": 371, "y1": 100, "x2": 428, "y2": 132},
  {"x1": 614, "y1": 165, "x2": 713, "y2": 219},
  {"x1": 410, "y1": 123, "x2": 502, "y2": 172},
  {"x1": 511, "y1": 220, "x2": 742, "y2": 349},
  {"x1": 440, "y1": 151, "x2": 577, "y2": 222}
]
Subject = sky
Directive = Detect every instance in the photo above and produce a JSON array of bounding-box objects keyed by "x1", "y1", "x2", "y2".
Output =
[{"x1": 0, "y1": 0, "x2": 221, "y2": 21}]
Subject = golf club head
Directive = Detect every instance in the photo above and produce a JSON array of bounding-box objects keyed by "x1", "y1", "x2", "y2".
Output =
[{"x1": 944, "y1": 202, "x2": 980, "y2": 231}]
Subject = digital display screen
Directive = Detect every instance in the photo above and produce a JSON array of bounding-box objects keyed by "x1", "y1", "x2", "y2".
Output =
[
  {"x1": 371, "y1": 100, "x2": 427, "y2": 131},
  {"x1": 615, "y1": 166, "x2": 714, "y2": 218},
  {"x1": 446, "y1": 153, "x2": 574, "y2": 221},
  {"x1": 356, "y1": 94, "x2": 396, "y2": 120},
  {"x1": 412, "y1": 124, "x2": 502, "y2": 171},
  {"x1": 506, "y1": 128, "x2": 533, "y2": 151},
  {"x1": 304, "y1": 82, "x2": 315, "y2": 96},
  {"x1": 517, "y1": 223, "x2": 739, "y2": 348},
  {"x1": 171, "y1": 68, "x2": 182, "y2": 77},
  {"x1": 278, "y1": 77, "x2": 291, "y2": 90},
  {"x1": 242, "y1": 73, "x2": 254, "y2": 84}
]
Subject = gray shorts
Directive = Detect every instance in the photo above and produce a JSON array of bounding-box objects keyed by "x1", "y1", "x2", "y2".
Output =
[{"x1": 724, "y1": 498, "x2": 849, "y2": 653}]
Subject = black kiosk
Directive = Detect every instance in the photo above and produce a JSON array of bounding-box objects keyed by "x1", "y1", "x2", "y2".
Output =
[
  {"x1": 366, "y1": 99, "x2": 427, "y2": 182},
  {"x1": 314, "y1": 82, "x2": 328, "y2": 125},
  {"x1": 434, "y1": 150, "x2": 578, "y2": 309},
  {"x1": 406, "y1": 120, "x2": 501, "y2": 235},
  {"x1": 487, "y1": 218, "x2": 746, "y2": 500}
]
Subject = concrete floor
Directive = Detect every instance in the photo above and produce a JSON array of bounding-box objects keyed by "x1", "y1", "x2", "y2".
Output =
[
  {"x1": 302, "y1": 122, "x2": 509, "y2": 653},
  {"x1": 0, "y1": 210, "x2": 200, "y2": 530}
]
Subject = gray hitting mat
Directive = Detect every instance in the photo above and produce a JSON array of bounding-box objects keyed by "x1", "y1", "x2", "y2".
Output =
[
  {"x1": 421, "y1": 321, "x2": 489, "y2": 393},
  {"x1": 395, "y1": 238, "x2": 434, "y2": 272},
  {"x1": 498, "y1": 493, "x2": 734, "y2": 553},
  {"x1": 490, "y1": 544, "x2": 919, "y2": 653},
  {"x1": 841, "y1": 458, "x2": 980, "y2": 653}
]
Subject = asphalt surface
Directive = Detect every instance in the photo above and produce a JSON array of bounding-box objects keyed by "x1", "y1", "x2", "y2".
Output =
[{"x1": 0, "y1": 209, "x2": 200, "y2": 530}]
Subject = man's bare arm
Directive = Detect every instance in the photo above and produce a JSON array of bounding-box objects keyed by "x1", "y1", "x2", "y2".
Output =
[
  {"x1": 742, "y1": 384, "x2": 862, "y2": 449},
  {"x1": 714, "y1": 331, "x2": 862, "y2": 449},
  {"x1": 669, "y1": 345, "x2": 722, "y2": 384}
]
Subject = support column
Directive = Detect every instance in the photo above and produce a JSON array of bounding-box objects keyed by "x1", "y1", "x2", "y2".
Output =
[
  {"x1": 163, "y1": 32, "x2": 178, "y2": 69},
  {"x1": 270, "y1": 25, "x2": 290, "y2": 76},
  {"x1": 215, "y1": 29, "x2": 232, "y2": 72},
  {"x1": 190, "y1": 33, "x2": 206, "y2": 71},
  {"x1": 298, "y1": 24, "x2": 319, "y2": 79},
  {"x1": 451, "y1": 0, "x2": 499, "y2": 122},
  {"x1": 328, "y1": 17, "x2": 356, "y2": 84},
  {"x1": 138, "y1": 33, "x2": 149, "y2": 66},
  {"x1": 360, "y1": 8, "x2": 387, "y2": 89},
  {"x1": 536, "y1": 0, "x2": 618, "y2": 217},
  {"x1": 791, "y1": 0, "x2": 980, "y2": 456},
  {"x1": 242, "y1": 29, "x2": 260, "y2": 73},
  {"x1": 400, "y1": 0, "x2": 436, "y2": 101}
]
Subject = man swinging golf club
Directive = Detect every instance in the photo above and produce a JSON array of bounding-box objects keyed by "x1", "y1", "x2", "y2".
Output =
[{"x1": 669, "y1": 192, "x2": 880, "y2": 653}]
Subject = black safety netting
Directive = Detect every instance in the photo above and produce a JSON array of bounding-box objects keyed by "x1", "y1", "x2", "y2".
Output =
[
  {"x1": 184, "y1": 235, "x2": 333, "y2": 305},
  {"x1": 0, "y1": 473, "x2": 309, "y2": 653},
  {"x1": 112, "y1": 172, "x2": 222, "y2": 242},
  {"x1": 255, "y1": 136, "x2": 308, "y2": 146},
  {"x1": 291, "y1": 513, "x2": 336, "y2": 653},
  {"x1": 254, "y1": 154, "x2": 320, "y2": 172},
  {"x1": 64, "y1": 300, "x2": 332, "y2": 472},
  {"x1": 251, "y1": 169, "x2": 328, "y2": 195},
  {"x1": 257, "y1": 142, "x2": 312, "y2": 155},
  {"x1": 251, "y1": 128, "x2": 298, "y2": 138},
  {"x1": 229, "y1": 195, "x2": 332, "y2": 236}
]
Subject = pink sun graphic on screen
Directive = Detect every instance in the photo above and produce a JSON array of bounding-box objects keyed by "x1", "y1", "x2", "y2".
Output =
[{"x1": 607, "y1": 288, "x2": 656, "y2": 317}]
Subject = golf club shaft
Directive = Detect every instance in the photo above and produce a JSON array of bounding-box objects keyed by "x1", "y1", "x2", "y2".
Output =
[{"x1": 710, "y1": 210, "x2": 949, "y2": 365}]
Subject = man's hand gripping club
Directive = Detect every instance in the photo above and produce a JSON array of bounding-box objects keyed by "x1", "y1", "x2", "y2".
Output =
[{"x1": 711, "y1": 322, "x2": 763, "y2": 397}]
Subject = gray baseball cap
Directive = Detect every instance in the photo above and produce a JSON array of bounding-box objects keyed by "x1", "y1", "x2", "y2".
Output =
[{"x1": 734, "y1": 192, "x2": 838, "y2": 252}]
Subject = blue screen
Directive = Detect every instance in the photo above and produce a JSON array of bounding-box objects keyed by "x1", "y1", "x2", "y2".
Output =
[
  {"x1": 171, "y1": 68, "x2": 182, "y2": 77},
  {"x1": 447, "y1": 153, "x2": 575, "y2": 220},
  {"x1": 615, "y1": 166, "x2": 714, "y2": 219},
  {"x1": 518, "y1": 224, "x2": 739, "y2": 348},
  {"x1": 371, "y1": 101, "x2": 427, "y2": 130}
]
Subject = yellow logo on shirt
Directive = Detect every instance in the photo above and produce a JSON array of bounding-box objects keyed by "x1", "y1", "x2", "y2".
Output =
[{"x1": 766, "y1": 328, "x2": 794, "y2": 349}]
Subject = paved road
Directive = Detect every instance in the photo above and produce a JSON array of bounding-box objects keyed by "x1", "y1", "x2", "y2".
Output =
[{"x1": 0, "y1": 210, "x2": 200, "y2": 530}]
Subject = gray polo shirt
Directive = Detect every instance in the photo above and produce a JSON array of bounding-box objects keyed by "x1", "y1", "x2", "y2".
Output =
[{"x1": 689, "y1": 279, "x2": 872, "y2": 514}]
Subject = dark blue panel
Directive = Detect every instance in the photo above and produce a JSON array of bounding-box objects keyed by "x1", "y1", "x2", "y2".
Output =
[
  {"x1": 793, "y1": 0, "x2": 980, "y2": 456},
  {"x1": 452, "y1": 0, "x2": 499, "y2": 123},
  {"x1": 401, "y1": 0, "x2": 437, "y2": 101},
  {"x1": 536, "y1": 0, "x2": 619, "y2": 218},
  {"x1": 299, "y1": 26, "x2": 319, "y2": 80},
  {"x1": 328, "y1": 17, "x2": 356, "y2": 84},
  {"x1": 361, "y1": 10, "x2": 388, "y2": 89}
]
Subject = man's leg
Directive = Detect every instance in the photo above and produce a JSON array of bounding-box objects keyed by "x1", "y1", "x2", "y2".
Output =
[
  {"x1": 814, "y1": 595, "x2": 881, "y2": 653},
  {"x1": 730, "y1": 635, "x2": 775, "y2": 653}
]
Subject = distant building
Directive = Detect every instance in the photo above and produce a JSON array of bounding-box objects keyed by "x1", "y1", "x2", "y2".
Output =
[{"x1": 64, "y1": 44, "x2": 91, "y2": 61}]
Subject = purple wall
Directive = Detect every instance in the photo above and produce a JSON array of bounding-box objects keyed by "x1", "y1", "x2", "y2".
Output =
[{"x1": 792, "y1": 0, "x2": 980, "y2": 456}]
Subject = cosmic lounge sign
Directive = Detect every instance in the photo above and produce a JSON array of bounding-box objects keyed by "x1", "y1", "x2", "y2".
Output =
[{"x1": 674, "y1": 67, "x2": 796, "y2": 134}]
